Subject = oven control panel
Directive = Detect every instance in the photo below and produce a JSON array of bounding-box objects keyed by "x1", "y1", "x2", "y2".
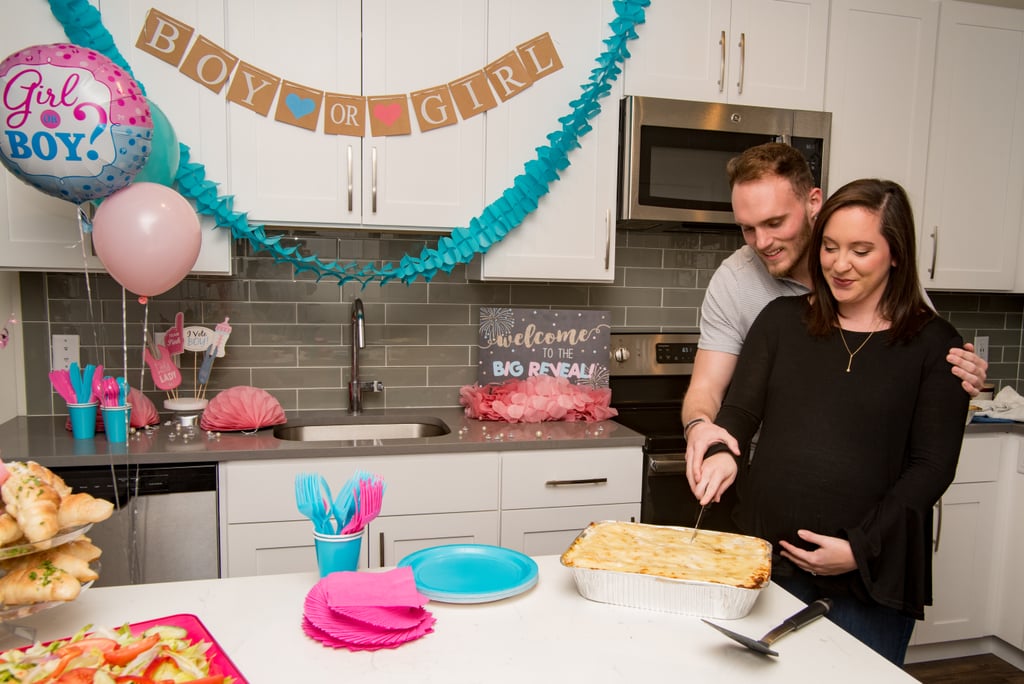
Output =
[
  {"x1": 655, "y1": 342, "x2": 697, "y2": 364},
  {"x1": 610, "y1": 332, "x2": 699, "y2": 375}
]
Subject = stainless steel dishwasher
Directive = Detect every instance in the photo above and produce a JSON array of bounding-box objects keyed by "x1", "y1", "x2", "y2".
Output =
[{"x1": 50, "y1": 463, "x2": 219, "y2": 587}]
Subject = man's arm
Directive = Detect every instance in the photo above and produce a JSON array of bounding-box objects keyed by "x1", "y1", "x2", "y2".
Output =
[
  {"x1": 682, "y1": 349, "x2": 741, "y2": 499},
  {"x1": 949, "y1": 342, "x2": 988, "y2": 397}
]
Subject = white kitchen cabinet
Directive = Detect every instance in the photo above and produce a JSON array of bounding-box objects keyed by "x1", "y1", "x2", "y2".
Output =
[
  {"x1": 226, "y1": 0, "x2": 485, "y2": 230},
  {"x1": 498, "y1": 447, "x2": 642, "y2": 555},
  {"x1": 919, "y1": 1, "x2": 1024, "y2": 291},
  {"x1": 993, "y1": 435, "x2": 1024, "y2": 650},
  {"x1": 824, "y1": 0, "x2": 938, "y2": 215},
  {"x1": 468, "y1": 0, "x2": 620, "y2": 282},
  {"x1": 224, "y1": 519, "x2": 363, "y2": 577},
  {"x1": 501, "y1": 504, "x2": 638, "y2": 556},
  {"x1": 0, "y1": 0, "x2": 232, "y2": 275},
  {"x1": 218, "y1": 445, "x2": 641, "y2": 577},
  {"x1": 218, "y1": 452, "x2": 500, "y2": 577},
  {"x1": 623, "y1": 0, "x2": 828, "y2": 111},
  {"x1": 367, "y1": 512, "x2": 499, "y2": 568},
  {"x1": 912, "y1": 434, "x2": 1001, "y2": 645}
]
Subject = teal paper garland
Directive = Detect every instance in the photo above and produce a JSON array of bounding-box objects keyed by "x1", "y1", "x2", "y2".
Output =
[{"x1": 48, "y1": 0, "x2": 649, "y2": 286}]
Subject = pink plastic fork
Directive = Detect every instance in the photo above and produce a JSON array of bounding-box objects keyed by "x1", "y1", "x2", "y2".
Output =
[{"x1": 341, "y1": 476, "x2": 383, "y2": 534}]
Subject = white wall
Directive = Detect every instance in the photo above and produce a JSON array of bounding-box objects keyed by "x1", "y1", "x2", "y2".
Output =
[{"x1": 0, "y1": 272, "x2": 24, "y2": 422}]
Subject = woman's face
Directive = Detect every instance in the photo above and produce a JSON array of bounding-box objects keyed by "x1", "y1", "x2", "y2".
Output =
[{"x1": 820, "y1": 206, "x2": 894, "y2": 313}]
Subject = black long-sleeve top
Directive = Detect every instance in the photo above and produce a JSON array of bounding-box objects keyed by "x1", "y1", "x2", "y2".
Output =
[{"x1": 714, "y1": 295, "x2": 968, "y2": 618}]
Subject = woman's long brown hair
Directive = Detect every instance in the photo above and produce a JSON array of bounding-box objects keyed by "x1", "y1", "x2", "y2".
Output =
[{"x1": 805, "y1": 179, "x2": 933, "y2": 342}]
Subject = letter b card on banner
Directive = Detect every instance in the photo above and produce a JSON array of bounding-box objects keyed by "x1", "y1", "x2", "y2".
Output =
[{"x1": 477, "y1": 308, "x2": 611, "y2": 387}]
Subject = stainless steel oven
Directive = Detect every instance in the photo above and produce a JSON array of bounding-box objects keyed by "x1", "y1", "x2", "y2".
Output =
[{"x1": 608, "y1": 331, "x2": 737, "y2": 532}]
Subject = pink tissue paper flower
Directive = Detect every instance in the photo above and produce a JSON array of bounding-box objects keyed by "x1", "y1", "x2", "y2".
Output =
[{"x1": 459, "y1": 375, "x2": 617, "y2": 423}]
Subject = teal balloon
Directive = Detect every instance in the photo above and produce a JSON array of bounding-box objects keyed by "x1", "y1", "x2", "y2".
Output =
[{"x1": 134, "y1": 100, "x2": 180, "y2": 187}]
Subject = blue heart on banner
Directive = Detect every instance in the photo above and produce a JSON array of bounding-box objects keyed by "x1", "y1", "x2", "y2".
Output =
[{"x1": 285, "y1": 93, "x2": 316, "y2": 119}]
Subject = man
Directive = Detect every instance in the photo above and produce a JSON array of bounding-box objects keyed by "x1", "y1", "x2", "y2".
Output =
[{"x1": 683, "y1": 143, "x2": 988, "y2": 508}]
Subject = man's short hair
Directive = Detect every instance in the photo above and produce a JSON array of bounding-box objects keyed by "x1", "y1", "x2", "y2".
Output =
[{"x1": 726, "y1": 142, "x2": 815, "y2": 198}]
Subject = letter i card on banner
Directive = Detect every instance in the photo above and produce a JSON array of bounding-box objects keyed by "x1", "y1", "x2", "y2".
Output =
[{"x1": 476, "y1": 308, "x2": 612, "y2": 387}]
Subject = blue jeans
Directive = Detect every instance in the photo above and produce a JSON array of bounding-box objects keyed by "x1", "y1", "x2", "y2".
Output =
[{"x1": 773, "y1": 567, "x2": 916, "y2": 666}]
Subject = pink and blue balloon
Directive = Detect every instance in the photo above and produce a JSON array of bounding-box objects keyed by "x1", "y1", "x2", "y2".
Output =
[
  {"x1": 0, "y1": 43, "x2": 152, "y2": 204},
  {"x1": 92, "y1": 182, "x2": 201, "y2": 300}
]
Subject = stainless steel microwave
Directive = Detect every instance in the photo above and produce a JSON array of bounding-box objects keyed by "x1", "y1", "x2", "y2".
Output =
[{"x1": 618, "y1": 96, "x2": 832, "y2": 230}]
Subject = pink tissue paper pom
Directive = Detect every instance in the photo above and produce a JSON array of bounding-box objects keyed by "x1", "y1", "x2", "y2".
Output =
[{"x1": 459, "y1": 376, "x2": 617, "y2": 423}]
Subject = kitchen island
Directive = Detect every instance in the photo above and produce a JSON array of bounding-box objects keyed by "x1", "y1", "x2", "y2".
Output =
[{"x1": 5, "y1": 555, "x2": 914, "y2": 683}]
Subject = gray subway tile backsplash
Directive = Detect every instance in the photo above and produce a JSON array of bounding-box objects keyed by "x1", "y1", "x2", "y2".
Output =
[{"x1": 19, "y1": 230, "x2": 1024, "y2": 416}]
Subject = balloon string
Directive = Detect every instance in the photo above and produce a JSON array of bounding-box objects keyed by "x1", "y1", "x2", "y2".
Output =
[
  {"x1": 76, "y1": 205, "x2": 99, "y2": 349},
  {"x1": 140, "y1": 302, "x2": 149, "y2": 395},
  {"x1": 120, "y1": 287, "x2": 128, "y2": 389}
]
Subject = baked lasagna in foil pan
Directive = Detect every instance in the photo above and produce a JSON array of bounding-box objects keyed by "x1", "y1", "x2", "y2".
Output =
[{"x1": 560, "y1": 521, "x2": 772, "y2": 619}]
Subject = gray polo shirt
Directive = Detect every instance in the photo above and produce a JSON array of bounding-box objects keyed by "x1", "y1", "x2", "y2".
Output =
[{"x1": 699, "y1": 245, "x2": 809, "y2": 355}]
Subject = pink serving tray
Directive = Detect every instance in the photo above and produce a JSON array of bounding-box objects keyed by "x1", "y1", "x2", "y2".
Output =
[{"x1": 126, "y1": 613, "x2": 247, "y2": 682}]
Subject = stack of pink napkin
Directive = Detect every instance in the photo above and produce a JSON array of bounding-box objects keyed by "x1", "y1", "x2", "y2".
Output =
[{"x1": 302, "y1": 566, "x2": 435, "y2": 651}]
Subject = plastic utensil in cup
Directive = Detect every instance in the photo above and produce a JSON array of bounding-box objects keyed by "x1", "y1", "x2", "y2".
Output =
[
  {"x1": 79, "y1": 364, "x2": 96, "y2": 403},
  {"x1": 296, "y1": 473, "x2": 332, "y2": 534},
  {"x1": 90, "y1": 364, "x2": 104, "y2": 404},
  {"x1": 68, "y1": 401, "x2": 98, "y2": 439},
  {"x1": 313, "y1": 530, "x2": 363, "y2": 576},
  {"x1": 49, "y1": 370, "x2": 77, "y2": 404},
  {"x1": 69, "y1": 362, "x2": 82, "y2": 402}
]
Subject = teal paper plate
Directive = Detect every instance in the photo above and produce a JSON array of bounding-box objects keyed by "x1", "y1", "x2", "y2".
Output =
[{"x1": 398, "y1": 544, "x2": 538, "y2": 604}]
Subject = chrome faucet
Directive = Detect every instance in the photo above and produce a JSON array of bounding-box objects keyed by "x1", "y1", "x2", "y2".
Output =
[{"x1": 348, "y1": 298, "x2": 382, "y2": 414}]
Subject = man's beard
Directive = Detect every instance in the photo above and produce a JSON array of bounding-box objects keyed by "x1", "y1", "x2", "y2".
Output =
[{"x1": 762, "y1": 222, "x2": 812, "y2": 279}]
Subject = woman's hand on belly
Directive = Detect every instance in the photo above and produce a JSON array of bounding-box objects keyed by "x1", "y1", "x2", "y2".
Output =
[{"x1": 779, "y1": 529, "x2": 857, "y2": 576}]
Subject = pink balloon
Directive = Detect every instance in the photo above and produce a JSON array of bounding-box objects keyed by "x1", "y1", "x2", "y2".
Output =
[{"x1": 92, "y1": 182, "x2": 201, "y2": 297}]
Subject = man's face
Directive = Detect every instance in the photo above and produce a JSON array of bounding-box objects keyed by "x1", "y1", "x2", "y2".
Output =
[{"x1": 731, "y1": 175, "x2": 821, "y2": 281}]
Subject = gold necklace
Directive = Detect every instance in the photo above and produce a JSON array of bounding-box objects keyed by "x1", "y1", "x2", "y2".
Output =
[{"x1": 838, "y1": 321, "x2": 879, "y2": 373}]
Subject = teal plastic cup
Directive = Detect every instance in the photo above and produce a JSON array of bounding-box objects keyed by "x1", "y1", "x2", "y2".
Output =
[
  {"x1": 67, "y1": 402, "x2": 98, "y2": 439},
  {"x1": 101, "y1": 405, "x2": 132, "y2": 443},
  {"x1": 313, "y1": 530, "x2": 363, "y2": 576}
]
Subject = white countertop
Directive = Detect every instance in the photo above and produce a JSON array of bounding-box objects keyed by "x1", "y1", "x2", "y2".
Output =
[{"x1": 5, "y1": 556, "x2": 915, "y2": 682}]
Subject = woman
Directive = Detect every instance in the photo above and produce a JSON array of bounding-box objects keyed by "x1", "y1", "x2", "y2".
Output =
[{"x1": 693, "y1": 179, "x2": 969, "y2": 665}]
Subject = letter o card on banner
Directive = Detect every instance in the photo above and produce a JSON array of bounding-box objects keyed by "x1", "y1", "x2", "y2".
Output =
[{"x1": 476, "y1": 307, "x2": 612, "y2": 387}]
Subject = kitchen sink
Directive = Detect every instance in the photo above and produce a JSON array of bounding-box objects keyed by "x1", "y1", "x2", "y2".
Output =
[{"x1": 273, "y1": 416, "x2": 450, "y2": 442}]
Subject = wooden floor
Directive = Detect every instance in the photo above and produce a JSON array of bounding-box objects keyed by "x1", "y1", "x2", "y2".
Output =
[{"x1": 904, "y1": 654, "x2": 1024, "y2": 683}]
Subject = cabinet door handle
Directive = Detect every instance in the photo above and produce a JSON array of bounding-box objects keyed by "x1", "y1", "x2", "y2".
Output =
[
  {"x1": 737, "y1": 32, "x2": 746, "y2": 94},
  {"x1": 347, "y1": 144, "x2": 354, "y2": 212},
  {"x1": 718, "y1": 30, "x2": 726, "y2": 92},
  {"x1": 371, "y1": 146, "x2": 378, "y2": 214},
  {"x1": 545, "y1": 477, "x2": 608, "y2": 487},
  {"x1": 928, "y1": 226, "x2": 938, "y2": 279},
  {"x1": 933, "y1": 497, "x2": 943, "y2": 553},
  {"x1": 379, "y1": 531, "x2": 385, "y2": 567},
  {"x1": 604, "y1": 209, "x2": 611, "y2": 270}
]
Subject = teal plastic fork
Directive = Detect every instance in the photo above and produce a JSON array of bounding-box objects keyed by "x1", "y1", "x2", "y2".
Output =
[{"x1": 295, "y1": 473, "x2": 331, "y2": 534}]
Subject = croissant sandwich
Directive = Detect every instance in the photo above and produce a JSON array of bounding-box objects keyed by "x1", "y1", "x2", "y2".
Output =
[
  {"x1": 0, "y1": 461, "x2": 114, "y2": 544},
  {"x1": 0, "y1": 541, "x2": 102, "y2": 605}
]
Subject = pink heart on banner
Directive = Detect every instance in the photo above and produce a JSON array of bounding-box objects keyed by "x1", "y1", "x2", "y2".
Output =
[{"x1": 373, "y1": 103, "x2": 402, "y2": 127}]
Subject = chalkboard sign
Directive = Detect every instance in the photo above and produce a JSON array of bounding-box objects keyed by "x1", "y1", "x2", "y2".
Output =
[{"x1": 477, "y1": 308, "x2": 612, "y2": 387}]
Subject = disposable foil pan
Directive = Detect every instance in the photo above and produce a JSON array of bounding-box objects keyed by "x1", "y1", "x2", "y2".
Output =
[{"x1": 560, "y1": 521, "x2": 771, "y2": 620}]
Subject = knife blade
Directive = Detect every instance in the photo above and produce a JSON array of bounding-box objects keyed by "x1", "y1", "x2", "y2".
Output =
[{"x1": 689, "y1": 504, "x2": 708, "y2": 543}]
